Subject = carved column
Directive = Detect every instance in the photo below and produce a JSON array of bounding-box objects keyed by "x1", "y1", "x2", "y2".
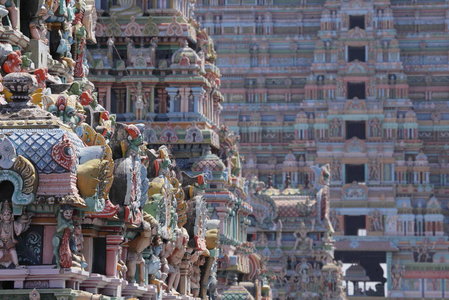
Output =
[
  {"x1": 190, "y1": 87, "x2": 204, "y2": 114},
  {"x1": 178, "y1": 251, "x2": 192, "y2": 295},
  {"x1": 97, "y1": 87, "x2": 107, "y2": 108},
  {"x1": 106, "y1": 235, "x2": 124, "y2": 277},
  {"x1": 216, "y1": 206, "x2": 229, "y2": 234},
  {"x1": 166, "y1": 87, "x2": 178, "y2": 113}
]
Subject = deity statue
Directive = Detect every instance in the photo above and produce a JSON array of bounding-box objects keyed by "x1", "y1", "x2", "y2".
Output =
[
  {"x1": 329, "y1": 210, "x2": 339, "y2": 231},
  {"x1": 0, "y1": 201, "x2": 33, "y2": 268},
  {"x1": 127, "y1": 213, "x2": 159, "y2": 284},
  {"x1": 72, "y1": 219, "x2": 87, "y2": 268},
  {"x1": 117, "y1": 246, "x2": 128, "y2": 279},
  {"x1": 160, "y1": 239, "x2": 175, "y2": 284},
  {"x1": 257, "y1": 232, "x2": 269, "y2": 247},
  {"x1": 190, "y1": 251, "x2": 208, "y2": 297},
  {"x1": 109, "y1": 0, "x2": 143, "y2": 18},
  {"x1": 296, "y1": 258, "x2": 311, "y2": 291},
  {"x1": 125, "y1": 124, "x2": 144, "y2": 157},
  {"x1": 391, "y1": 262, "x2": 405, "y2": 290},
  {"x1": 167, "y1": 228, "x2": 189, "y2": 293},
  {"x1": 52, "y1": 205, "x2": 75, "y2": 268},
  {"x1": 371, "y1": 210, "x2": 383, "y2": 231},
  {"x1": 368, "y1": 79, "x2": 376, "y2": 97},
  {"x1": 134, "y1": 82, "x2": 146, "y2": 120},
  {"x1": 330, "y1": 118, "x2": 341, "y2": 137},
  {"x1": 0, "y1": 0, "x2": 18, "y2": 30},
  {"x1": 148, "y1": 241, "x2": 165, "y2": 291},
  {"x1": 292, "y1": 222, "x2": 313, "y2": 252},
  {"x1": 370, "y1": 118, "x2": 381, "y2": 137},
  {"x1": 276, "y1": 219, "x2": 283, "y2": 248},
  {"x1": 331, "y1": 159, "x2": 341, "y2": 181},
  {"x1": 369, "y1": 159, "x2": 380, "y2": 181}
]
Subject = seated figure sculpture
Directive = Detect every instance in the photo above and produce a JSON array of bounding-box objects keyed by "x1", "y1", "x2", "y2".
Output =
[{"x1": 109, "y1": 0, "x2": 143, "y2": 17}]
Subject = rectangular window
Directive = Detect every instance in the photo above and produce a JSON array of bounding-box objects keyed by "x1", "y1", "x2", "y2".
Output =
[
  {"x1": 383, "y1": 163, "x2": 391, "y2": 181},
  {"x1": 346, "y1": 121, "x2": 366, "y2": 139},
  {"x1": 92, "y1": 237, "x2": 107, "y2": 275},
  {"x1": 284, "y1": 115, "x2": 296, "y2": 121},
  {"x1": 344, "y1": 215, "x2": 366, "y2": 236},
  {"x1": 348, "y1": 46, "x2": 366, "y2": 62},
  {"x1": 239, "y1": 115, "x2": 251, "y2": 121},
  {"x1": 349, "y1": 15, "x2": 365, "y2": 30},
  {"x1": 347, "y1": 82, "x2": 366, "y2": 99},
  {"x1": 261, "y1": 115, "x2": 276, "y2": 122},
  {"x1": 345, "y1": 164, "x2": 365, "y2": 184}
]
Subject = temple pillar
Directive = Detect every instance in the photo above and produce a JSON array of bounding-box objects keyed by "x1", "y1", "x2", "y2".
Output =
[
  {"x1": 179, "y1": 251, "x2": 191, "y2": 294},
  {"x1": 191, "y1": 87, "x2": 204, "y2": 114},
  {"x1": 106, "y1": 85, "x2": 112, "y2": 112},
  {"x1": 106, "y1": 235, "x2": 124, "y2": 277},
  {"x1": 166, "y1": 87, "x2": 178, "y2": 113}
]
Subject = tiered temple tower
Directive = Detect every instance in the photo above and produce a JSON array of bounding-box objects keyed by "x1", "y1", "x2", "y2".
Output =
[
  {"x1": 197, "y1": 0, "x2": 449, "y2": 298},
  {"x1": 90, "y1": 1, "x2": 267, "y2": 298}
]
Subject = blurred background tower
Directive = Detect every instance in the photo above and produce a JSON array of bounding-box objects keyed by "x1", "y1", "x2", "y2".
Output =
[{"x1": 196, "y1": 0, "x2": 449, "y2": 298}]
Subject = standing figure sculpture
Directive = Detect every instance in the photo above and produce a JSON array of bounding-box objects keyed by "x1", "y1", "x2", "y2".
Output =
[
  {"x1": 371, "y1": 210, "x2": 383, "y2": 231},
  {"x1": 0, "y1": 201, "x2": 33, "y2": 268},
  {"x1": 134, "y1": 82, "x2": 145, "y2": 120},
  {"x1": 0, "y1": 0, "x2": 18, "y2": 30},
  {"x1": 167, "y1": 228, "x2": 189, "y2": 293},
  {"x1": 52, "y1": 205, "x2": 75, "y2": 268}
]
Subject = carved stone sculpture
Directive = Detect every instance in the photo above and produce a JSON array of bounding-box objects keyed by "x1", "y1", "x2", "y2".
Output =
[
  {"x1": 0, "y1": 201, "x2": 32, "y2": 268},
  {"x1": 52, "y1": 205, "x2": 75, "y2": 268},
  {"x1": 167, "y1": 228, "x2": 189, "y2": 293}
]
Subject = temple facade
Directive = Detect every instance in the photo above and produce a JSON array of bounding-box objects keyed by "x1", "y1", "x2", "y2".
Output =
[
  {"x1": 195, "y1": 0, "x2": 449, "y2": 299},
  {"x1": 0, "y1": 1, "x2": 264, "y2": 300},
  {"x1": 89, "y1": 0, "x2": 267, "y2": 299}
]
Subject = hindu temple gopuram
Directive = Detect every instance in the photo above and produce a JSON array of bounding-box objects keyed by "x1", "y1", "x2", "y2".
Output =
[
  {"x1": 193, "y1": 0, "x2": 449, "y2": 299},
  {"x1": 0, "y1": 0, "x2": 271, "y2": 300}
]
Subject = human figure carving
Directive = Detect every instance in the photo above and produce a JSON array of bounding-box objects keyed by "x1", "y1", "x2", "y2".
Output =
[
  {"x1": 292, "y1": 222, "x2": 313, "y2": 252},
  {"x1": 52, "y1": 205, "x2": 75, "y2": 268},
  {"x1": 109, "y1": 0, "x2": 143, "y2": 17},
  {"x1": 166, "y1": 228, "x2": 189, "y2": 293},
  {"x1": 391, "y1": 262, "x2": 405, "y2": 290},
  {"x1": 371, "y1": 210, "x2": 383, "y2": 231},
  {"x1": 0, "y1": 201, "x2": 33, "y2": 268},
  {"x1": 0, "y1": 0, "x2": 18, "y2": 30}
]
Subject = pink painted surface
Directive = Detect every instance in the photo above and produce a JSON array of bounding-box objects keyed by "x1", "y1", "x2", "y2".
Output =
[
  {"x1": 37, "y1": 173, "x2": 79, "y2": 196},
  {"x1": 43, "y1": 225, "x2": 56, "y2": 264}
]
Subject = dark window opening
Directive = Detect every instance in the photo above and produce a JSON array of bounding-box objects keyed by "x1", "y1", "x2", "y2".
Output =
[
  {"x1": 0, "y1": 181, "x2": 14, "y2": 201},
  {"x1": 0, "y1": 282, "x2": 14, "y2": 289},
  {"x1": 92, "y1": 237, "x2": 107, "y2": 275},
  {"x1": 345, "y1": 164, "x2": 365, "y2": 184},
  {"x1": 346, "y1": 121, "x2": 366, "y2": 139},
  {"x1": 347, "y1": 82, "x2": 366, "y2": 99},
  {"x1": 246, "y1": 234, "x2": 255, "y2": 242},
  {"x1": 348, "y1": 46, "x2": 366, "y2": 62},
  {"x1": 344, "y1": 215, "x2": 366, "y2": 236},
  {"x1": 111, "y1": 88, "x2": 126, "y2": 114},
  {"x1": 349, "y1": 15, "x2": 365, "y2": 30}
]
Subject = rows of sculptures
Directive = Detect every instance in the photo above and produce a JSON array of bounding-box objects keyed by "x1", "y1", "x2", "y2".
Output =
[
  {"x1": 0, "y1": 0, "x2": 265, "y2": 300},
  {"x1": 247, "y1": 166, "x2": 346, "y2": 300},
  {"x1": 195, "y1": 0, "x2": 449, "y2": 298}
]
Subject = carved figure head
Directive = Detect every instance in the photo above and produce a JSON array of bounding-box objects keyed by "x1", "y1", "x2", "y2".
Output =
[
  {"x1": 48, "y1": 95, "x2": 85, "y2": 129},
  {"x1": 1, "y1": 201, "x2": 12, "y2": 222},
  {"x1": 2, "y1": 51, "x2": 22, "y2": 74},
  {"x1": 0, "y1": 136, "x2": 16, "y2": 169},
  {"x1": 60, "y1": 205, "x2": 74, "y2": 221}
]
